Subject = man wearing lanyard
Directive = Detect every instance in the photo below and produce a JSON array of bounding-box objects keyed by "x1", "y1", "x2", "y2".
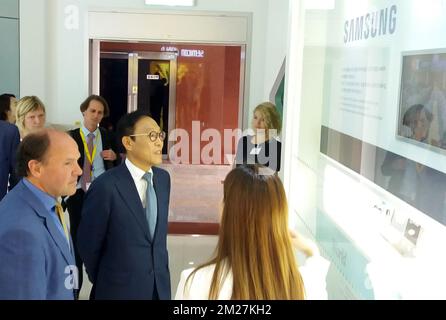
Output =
[{"x1": 65, "y1": 95, "x2": 119, "y2": 298}]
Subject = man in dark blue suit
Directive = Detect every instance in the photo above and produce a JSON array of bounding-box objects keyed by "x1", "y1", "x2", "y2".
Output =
[
  {"x1": 78, "y1": 111, "x2": 171, "y2": 300},
  {"x1": 0, "y1": 129, "x2": 82, "y2": 299},
  {"x1": 0, "y1": 120, "x2": 20, "y2": 201}
]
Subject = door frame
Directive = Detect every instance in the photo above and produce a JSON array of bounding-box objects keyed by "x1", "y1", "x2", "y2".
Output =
[
  {"x1": 91, "y1": 42, "x2": 177, "y2": 157},
  {"x1": 128, "y1": 51, "x2": 177, "y2": 139},
  {"x1": 129, "y1": 51, "x2": 177, "y2": 158}
]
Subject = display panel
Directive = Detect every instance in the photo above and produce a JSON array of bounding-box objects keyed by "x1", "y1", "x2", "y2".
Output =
[
  {"x1": 290, "y1": 0, "x2": 446, "y2": 299},
  {"x1": 315, "y1": 1, "x2": 446, "y2": 227},
  {"x1": 398, "y1": 51, "x2": 446, "y2": 152}
]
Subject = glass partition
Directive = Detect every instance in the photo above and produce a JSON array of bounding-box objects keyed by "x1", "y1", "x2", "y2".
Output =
[{"x1": 292, "y1": 0, "x2": 446, "y2": 299}]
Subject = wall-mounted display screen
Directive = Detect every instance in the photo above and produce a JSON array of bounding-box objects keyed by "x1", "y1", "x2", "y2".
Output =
[{"x1": 398, "y1": 52, "x2": 446, "y2": 152}]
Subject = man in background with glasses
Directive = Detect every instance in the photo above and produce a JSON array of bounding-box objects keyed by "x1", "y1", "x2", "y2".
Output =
[{"x1": 77, "y1": 111, "x2": 171, "y2": 300}]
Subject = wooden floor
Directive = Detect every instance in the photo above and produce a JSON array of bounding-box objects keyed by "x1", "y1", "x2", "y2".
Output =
[{"x1": 158, "y1": 163, "x2": 232, "y2": 234}]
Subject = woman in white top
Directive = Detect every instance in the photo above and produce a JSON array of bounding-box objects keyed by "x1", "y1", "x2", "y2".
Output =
[{"x1": 175, "y1": 164, "x2": 329, "y2": 300}]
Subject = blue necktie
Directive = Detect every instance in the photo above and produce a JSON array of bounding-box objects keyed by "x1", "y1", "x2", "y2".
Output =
[{"x1": 142, "y1": 172, "x2": 157, "y2": 239}]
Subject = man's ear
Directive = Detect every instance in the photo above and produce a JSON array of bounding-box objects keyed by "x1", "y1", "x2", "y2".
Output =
[
  {"x1": 28, "y1": 159, "x2": 42, "y2": 178},
  {"x1": 122, "y1": 136, "x2": 133, "y2": 151}
]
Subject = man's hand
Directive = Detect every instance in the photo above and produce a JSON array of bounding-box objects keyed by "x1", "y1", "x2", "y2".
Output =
[{"x1": 101, "y1": 149, "x2": 117, "y2": 161}]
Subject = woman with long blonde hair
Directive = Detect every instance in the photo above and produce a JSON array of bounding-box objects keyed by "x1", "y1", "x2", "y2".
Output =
[{"x1": 175, "y1": 164, "x2": 328, "y2": 300}]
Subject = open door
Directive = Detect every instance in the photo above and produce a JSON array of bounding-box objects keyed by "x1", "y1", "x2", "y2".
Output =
[
  {"x1": 129, "y1": 52, "x2": 177, "y2": 156},
  {"x1": 90, "y1": 42, "x2": 177, "y2": 157}
]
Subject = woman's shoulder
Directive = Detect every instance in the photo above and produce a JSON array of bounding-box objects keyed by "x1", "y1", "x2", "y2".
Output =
[
  {"x1": 264, "y1": 136, "x2": 281, "y2": 145},
  {"x1": 181, "y1": 264, "x2": 217, "y2": 281},
  {"x1": 175, "y1": 264, "x2": 218, "y2": 300},
  {"x1": 239, "y1": 135, "x2": 253, "y2": 143},
  {"x1": 175, "y1": 262, "x2": 233, "y2": 300}
]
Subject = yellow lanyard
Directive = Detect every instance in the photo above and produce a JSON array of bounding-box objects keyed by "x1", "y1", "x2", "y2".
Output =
[{"x1": 79, "y1": 128, "x2": 99, "y2": 166}]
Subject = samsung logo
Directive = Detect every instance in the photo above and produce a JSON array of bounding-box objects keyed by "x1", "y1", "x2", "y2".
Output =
[{"x1": 344, "y1": 5, "x2": 397, "y2": 43}]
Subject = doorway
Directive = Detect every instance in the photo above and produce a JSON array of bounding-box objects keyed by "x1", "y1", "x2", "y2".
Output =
[
  {"x1": 91, "y1": 40, "x2": 245, "y2": 235},
  {"x1": 98, "y1": 50, "x2": 177, "y2": 156},
  {"x1": 99, "y1": 52, "x2": 128, "y2": 134}
]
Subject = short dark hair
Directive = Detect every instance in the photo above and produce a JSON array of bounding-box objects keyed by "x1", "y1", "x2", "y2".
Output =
[
  {"x1": 0, "y1": 94, "x2": 15, "y2": 121},
  {"x1": 116, "y1": 111, "x2": 149, "y2": 154},
  {"x1": 16, "y1": 131, "x2": 50, "y2": 178},
  {"x1": 80, "y1": 95, "x2": 110, "y2": 117},
  {"x1": 403, "y1": 104, "x2": 433, "y2": 129}
]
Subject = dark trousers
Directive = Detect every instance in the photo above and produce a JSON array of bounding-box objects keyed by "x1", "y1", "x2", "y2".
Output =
[
  {"x1": 65, "y1": 188, "x2": 85, "y2": 299},
  {"x1": 89, "y1": 280, "x2": 159, "y2": 300},
  {"x1": 153, "y1": 281, "x2": 159, "y2": 300}
]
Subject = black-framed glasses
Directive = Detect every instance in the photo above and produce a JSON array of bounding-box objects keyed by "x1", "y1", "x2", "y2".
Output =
[{"x1": 129, "y1": 131, "x2": 166, "y2": 142}]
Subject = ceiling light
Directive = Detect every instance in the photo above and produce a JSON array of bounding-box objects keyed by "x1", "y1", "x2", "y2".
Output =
[
  {"x1": 145, "y1": 0, "x2": 195, "y2": 6},
  {"x1": 305, "y1": 0, "x2": 335, "y2": 10}
]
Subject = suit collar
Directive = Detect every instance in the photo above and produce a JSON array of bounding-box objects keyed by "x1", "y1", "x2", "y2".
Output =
[
  {"x1": 22, "y1": 178, "x2": 55, "y2": 212},
  {"x1": 80, "y1": 125, "x2": 100, "y2": 137},
  {"x1": 152, "y1": 167, "x2": 162, "y2": 197},
  {"x1": 125, "y1": 158, "x2": 153, "y2": 183},
  {"x1": 18, "y1": 181, "x2": 75, "y2": 266}
]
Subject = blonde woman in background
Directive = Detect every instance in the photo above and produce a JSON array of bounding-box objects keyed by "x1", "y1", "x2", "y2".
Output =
[
  {"x1": 235, "y1": 102, "x2": 282, "y2": 172},
  {"x1": 175, "y1": 164, "x2": 329, "y2": 300},
  {"x1": 16, "y1": 96, "x2": 46, "y2": 139}
]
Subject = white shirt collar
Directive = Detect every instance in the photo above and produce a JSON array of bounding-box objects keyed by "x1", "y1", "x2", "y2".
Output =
[
  {"x1": 125, "y1": 158, "x2": 153, "y2": 183},
  {"x1": 81, "y1": 124, "x2": 99, "y2": 137}
]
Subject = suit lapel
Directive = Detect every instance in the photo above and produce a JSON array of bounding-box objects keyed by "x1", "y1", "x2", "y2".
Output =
[
  {"x1": 99, "y1": 127, "x2": 110, "y2": 150},
  {"x1": 113, "y1": 165, "x2": 152, "y2": 242},
  {"x1": 152, "y1": 168, "x2": 163, "y2": 240},
  {"x1": 18, "y1": 182, "x2": 75, "y2": 266},
  {"x1": 70, "y1": 129, "x2": 85, "y2": 181}
]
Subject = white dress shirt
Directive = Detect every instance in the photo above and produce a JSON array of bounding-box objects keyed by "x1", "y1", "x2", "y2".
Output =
[
  {"x1": 125, "y1": 158, "x2": 153, "y2": 208},
  {"x1": 175, "y1": 254, "x2": 330, "y2": 300}
]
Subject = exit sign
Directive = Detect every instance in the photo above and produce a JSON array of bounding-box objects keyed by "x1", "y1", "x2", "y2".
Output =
[{"x1": 147, "y1": 74, "x2": 160, "y2": 80}]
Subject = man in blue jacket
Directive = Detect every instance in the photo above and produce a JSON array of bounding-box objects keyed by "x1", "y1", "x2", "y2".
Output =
[
  {"x1": 0, "y1": 129, "x2": 82, "y2": 299},
  {"x1": 78, "y1": 111, "x2": 171, "y2": 299},
  {"x1": 0, "y1": 120, "x2": 20, "y2": 201}
]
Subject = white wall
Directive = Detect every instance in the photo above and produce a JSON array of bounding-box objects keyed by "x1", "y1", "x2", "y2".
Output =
[
  {"x1": 20, "y1": 0, "x2": 280, "y2": 127},
  {"x1": 263, "y1": 0, "x2": 289, "y2": 103},
  {"x1": 19, "y1": 0, "x2": 46, "y2": 103},
  {"x1": 0, "y1": 0, "x2": 19, "y2": 96}
]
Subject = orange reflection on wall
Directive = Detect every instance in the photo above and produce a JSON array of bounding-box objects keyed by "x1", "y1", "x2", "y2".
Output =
[{"x1": 175, "y1": 45, "x2": 241, "y2": 163}]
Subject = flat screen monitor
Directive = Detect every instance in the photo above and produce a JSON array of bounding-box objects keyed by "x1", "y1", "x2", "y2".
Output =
[{"x1": 397, "y1": 51, "x2": 446, "y2": 152}]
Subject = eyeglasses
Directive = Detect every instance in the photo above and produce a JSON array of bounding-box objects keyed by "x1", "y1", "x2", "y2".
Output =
[{"x1": 129, "y1": 131, "x2": 166, "y2": 142}]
